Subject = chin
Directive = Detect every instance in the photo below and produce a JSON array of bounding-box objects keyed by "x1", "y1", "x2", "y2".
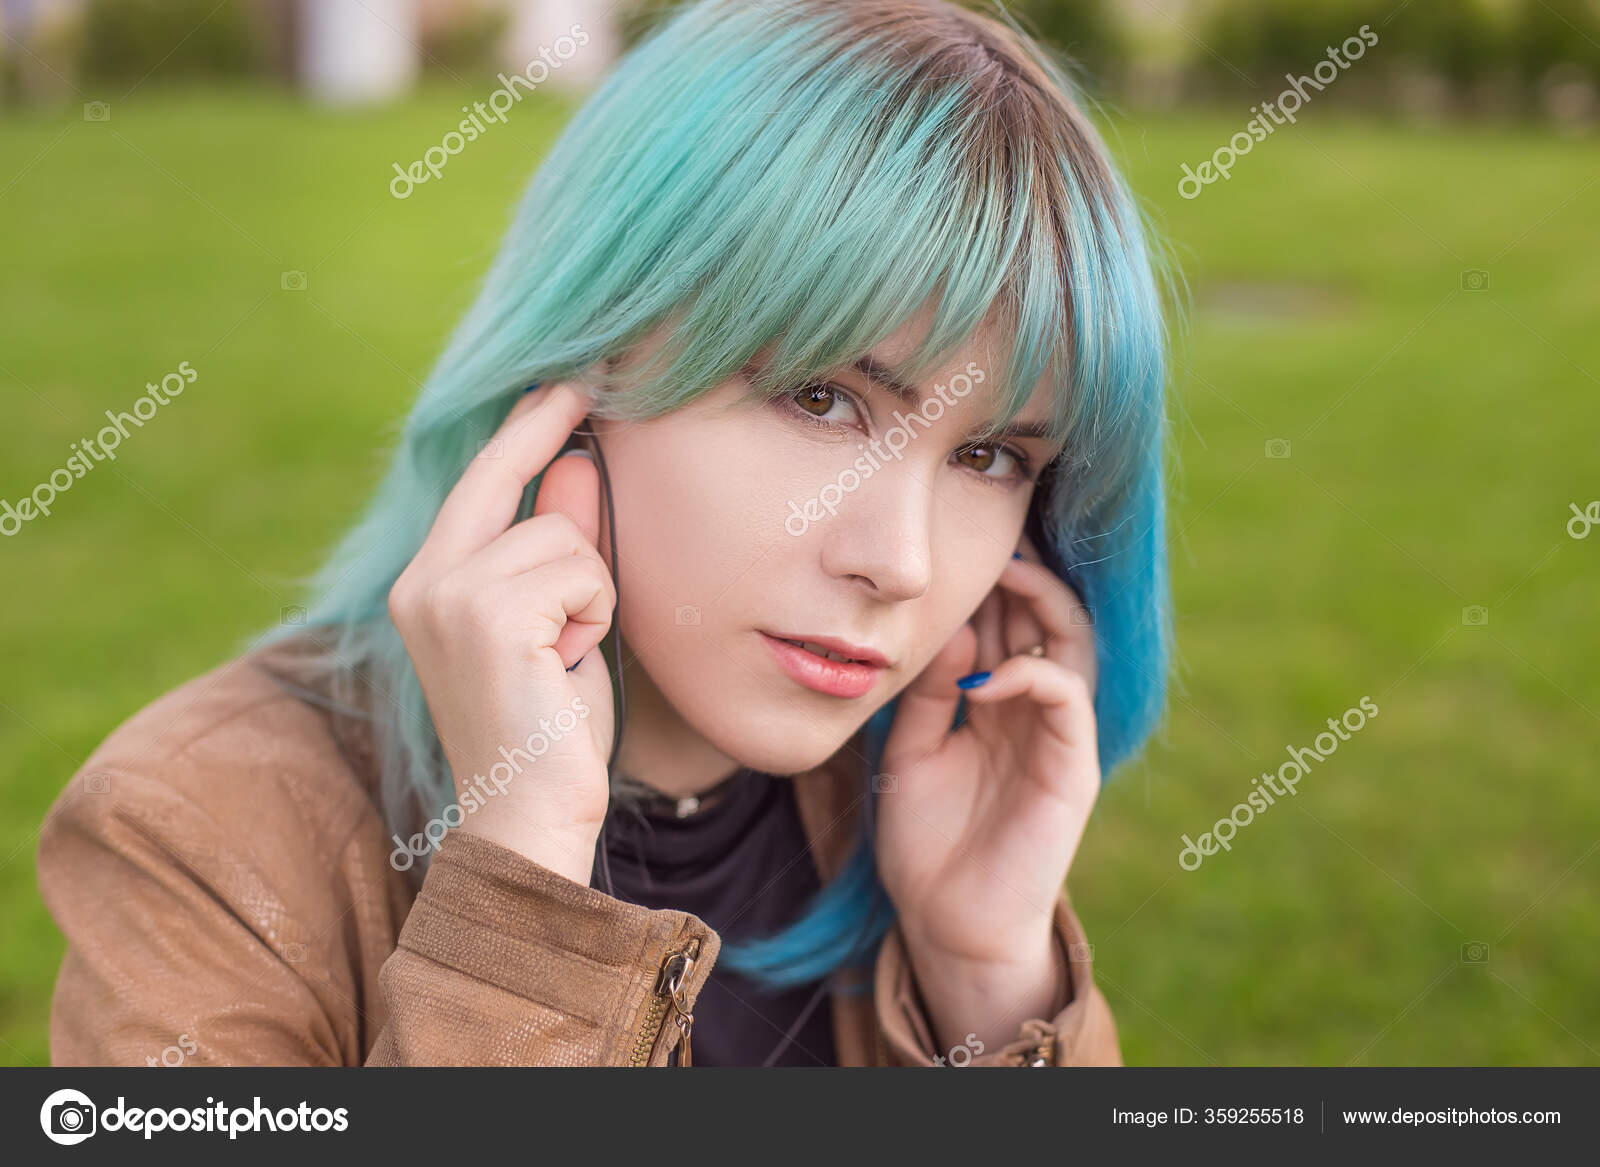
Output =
[{"x1": 684, "y1": 688, "x2": 860, "y2": 778}]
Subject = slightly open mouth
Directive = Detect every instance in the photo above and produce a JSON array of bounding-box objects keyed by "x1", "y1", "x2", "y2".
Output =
[{"x1": 775, "y1": 637, "x2": 870, "y2": 665}]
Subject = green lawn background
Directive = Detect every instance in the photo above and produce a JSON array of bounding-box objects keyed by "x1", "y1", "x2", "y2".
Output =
[{"x1": 1, "y1": 86, "x2": 1596, "y2": 1066}]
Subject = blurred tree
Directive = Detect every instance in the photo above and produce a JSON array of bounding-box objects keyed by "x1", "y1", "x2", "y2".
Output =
[
  {"x1": 80, "y1": 0, "x2": 265, "y2": 84},
  {"x1": 1011, "y1": 0, "x2": 1126, "y2": 90},
  {"x1": 1513, "y1": 0, "x2": 1600, "y2": 85},
  {"x1": 420, "y1": 1, "x2": 511, "y2": 77},
  {"x1": 1198, "y1": 0, "x2": 1596, "y2": 115},
  {"x1": 1379, "y1": 0, "x2": 1500, "y2": 89},
  {"x1": 1197, "y1": 0, "x2": 1371, "y2": 92}
]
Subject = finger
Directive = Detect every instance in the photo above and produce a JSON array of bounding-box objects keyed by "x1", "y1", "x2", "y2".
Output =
[
  {"x1": 994, "y1": 558, "x2": 1089, "y2": 642},
  {"x1": 960, "y1": 655, "x2": 1094, "y2": 743},
  {"x1": 960, "y1": 657, "x2": 1100, "y2": 788},
  {"x1": 1002, "y1": 534, "x2": 1048, "y2": 659},
  {"x1": 884, "y1": 620, "x2": 978, "y2": 767},
  {"x1": 420, "y1": 384, "x2": 593, "y2": 565},
  {"x1": 995, "y1": 557, "x2": 1097, "y2": 691},
  {"x1": 1002, "y1": 573, "x2": 1047, "y2": 660},
  {"x1": 459, "y1": 516, "x2": 617, "y2": 626},
  {"x1": 971, "y1": 587, "x2": 1006, "y2": 673},
  {"x1": 478, "y1": 555, "x2": 616, "y2": 665}
]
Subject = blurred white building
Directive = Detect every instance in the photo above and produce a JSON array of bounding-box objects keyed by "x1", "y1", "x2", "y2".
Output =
[
  {"x1": 303, "y1": 0, "x2": 621, "y2": 104},
  {"x1": 0, "y1": 0, "x2": 622, "y2": 105}
]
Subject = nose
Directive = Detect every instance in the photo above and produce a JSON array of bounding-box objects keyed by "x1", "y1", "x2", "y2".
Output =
[{"x1": 818, "y1": 468, "x2": 934, "y2": 602}]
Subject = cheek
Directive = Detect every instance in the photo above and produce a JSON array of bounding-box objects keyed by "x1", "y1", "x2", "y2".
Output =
[
  {"x1": 600, "y1": 415, "x2": 787, "y2": 635},
  {"x1": 626, "y1": 401, "x2": 823, "y2": 541},
  {"x1": 907, "y1": 525, "x2": 1020, "y2": 667},
  {"x1": 908, "y1": 587, "x2": 986, "y2": 674}
]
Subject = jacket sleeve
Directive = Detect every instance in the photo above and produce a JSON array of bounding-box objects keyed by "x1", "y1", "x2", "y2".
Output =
[
  {"x1": 38, "y1": 761, "x2": 718, "y2": 1067},
  {"x1": 366, "y1": 829, "x2": 718, "y2": 1066},
  {"x1": 871, "y1": 893, "x2": 1122, "y2": 1066},
  {"x1": 39, "y1": 762, "x2": 365, "y2": 1066}
]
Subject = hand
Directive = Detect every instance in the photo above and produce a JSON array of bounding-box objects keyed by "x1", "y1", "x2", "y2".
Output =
[
  {"x1": 874, "y1": 535, "x2": 1100, "y2": 1054},
  {"x1": 387, "y1": 384, "x2": 617, "y2": 884}
]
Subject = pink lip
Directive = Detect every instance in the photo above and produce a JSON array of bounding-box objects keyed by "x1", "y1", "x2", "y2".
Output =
[{"x1": 760, "y1": 632, "x2": 887, "y2": 698}]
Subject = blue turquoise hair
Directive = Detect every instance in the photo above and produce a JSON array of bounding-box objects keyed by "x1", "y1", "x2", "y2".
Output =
[{"x1": 268, "y1": 0, "x2": 1172, "y2": 992}]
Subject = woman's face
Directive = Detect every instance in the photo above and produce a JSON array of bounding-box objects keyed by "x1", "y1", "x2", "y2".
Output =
[{"x1": 590, "y1": 314, "x2": 1064, "y2": 777}]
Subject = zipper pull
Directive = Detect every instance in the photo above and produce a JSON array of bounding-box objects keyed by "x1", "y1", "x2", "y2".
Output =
[
  {"x1": 653, "y1": 938, "x2": 699, "y2": 1067},
  {"x1": 671, "y1": 1008, "x2": 694, "y2": 1067}
]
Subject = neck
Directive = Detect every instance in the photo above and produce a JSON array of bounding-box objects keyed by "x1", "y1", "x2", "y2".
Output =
[{"x1": 610, "y1": 636, "x2": 744, "y2": 801}]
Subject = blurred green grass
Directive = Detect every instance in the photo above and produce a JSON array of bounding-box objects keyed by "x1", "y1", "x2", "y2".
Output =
[{"x1": 2, "y1": 87, "x2": 1597, "y2": 1066}]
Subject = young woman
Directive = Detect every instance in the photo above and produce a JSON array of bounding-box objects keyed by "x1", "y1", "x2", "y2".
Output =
[{"x1": 39, "y1": 0, "x2": 1170, "y2": 1067}]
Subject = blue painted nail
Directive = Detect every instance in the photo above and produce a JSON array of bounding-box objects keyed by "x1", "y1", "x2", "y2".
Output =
[
  {"x1": 523, "y1": 382, "x2": 541, "y2": 395},
  {"x1": 955, "y1": 671, "x2": 991, "y2": 690},
  {"x1": 565, "y1": 654, "x2": 585, "y2": 672},
  {"x1": 1012, "y1": 551, "x2": 1023, "y2": 560}
]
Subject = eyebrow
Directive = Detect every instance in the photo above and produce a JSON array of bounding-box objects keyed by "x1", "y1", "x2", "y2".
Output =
[{"x1": 852, "y1": 354, "x2": 1063, "y2": 454}]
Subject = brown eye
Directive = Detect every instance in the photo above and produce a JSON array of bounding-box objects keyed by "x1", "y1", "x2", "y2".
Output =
[
  {"x1": 796, "y1": 383, "x2": 836, "y2": 418},
  {"x1": 786, "y1": 381, "x2": 863, "y2": 429},
  {"x1": 956, "y1": 442, "x2": 1026, "y2": 480},
  {"x1": 957, "y1": 444, "x2": 997, "y2": 472}
]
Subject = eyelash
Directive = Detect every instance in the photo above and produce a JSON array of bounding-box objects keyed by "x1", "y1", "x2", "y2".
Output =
[{"x1": 778, "y1": 381, "x2": 1036, "y2": 488}]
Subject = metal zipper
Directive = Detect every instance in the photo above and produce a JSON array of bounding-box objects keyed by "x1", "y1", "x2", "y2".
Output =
[
  {"x1": 629, "y1": 938, "x2": 700, "y2": 1066},
  {"x1": 1021, "y1": 1032, "x2": 1055, "y2": 1066}
]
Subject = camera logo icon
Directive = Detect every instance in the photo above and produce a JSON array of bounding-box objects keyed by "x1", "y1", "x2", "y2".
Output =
[
  {"x1": 40, "y1": 1088, "x2": 96, "y2": 1145},
  {"x1": 1265, "y1": 438, "x2": 1292, "y2": 459},
  {"x1": 280, "y1": 270, "x2": 308, "y2": 292},
  {"x1": 1460, "y1": 269, "x2": 1489, "y2": 291},
  {"x1": 675, "y1": 605, "x2": 700, "y2": 626},
  {"x1": 1461, "y1": 605, "x2": 1489, "y2": 627},
  {"x1": 83, "y1": 101, "x2": 110, "y2": 122}
]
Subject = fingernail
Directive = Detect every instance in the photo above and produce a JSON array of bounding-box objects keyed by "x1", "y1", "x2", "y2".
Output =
[
  {"x1": 523, "y1": 382, "x2": 541, "y2": 395},
  {"x1": 1012, "y1": 551, "x2": 1023, "y2": 560},
  {"x1": 955, "y1": 671, "x2": 990, "y2": 690},
  {"x1": 561, "y1": 447, "x2": 594, "y2": 462},
  {"x1": 566, "y1": 654, "x2": 585, "y2": 673}
]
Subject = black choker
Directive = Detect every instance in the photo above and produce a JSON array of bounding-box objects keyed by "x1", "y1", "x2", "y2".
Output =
[{"x1": 615, "y1": 767, "x2": 754, "y2": 819}]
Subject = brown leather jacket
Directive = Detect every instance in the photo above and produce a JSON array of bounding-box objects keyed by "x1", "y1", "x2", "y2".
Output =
[{"x1": 37, "y1": 646, "x2": 1122, "y2": 1066}]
